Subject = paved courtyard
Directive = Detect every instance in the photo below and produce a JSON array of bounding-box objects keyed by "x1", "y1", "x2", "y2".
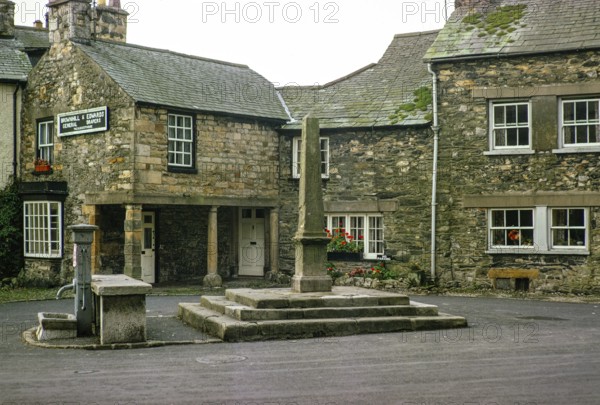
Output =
[{"x1": 0, "y1": 294, "x2": 598, "y2": 405}]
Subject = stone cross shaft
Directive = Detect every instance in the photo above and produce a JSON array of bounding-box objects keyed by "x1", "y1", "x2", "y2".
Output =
[{"x1": 291, "y1": 115, "x2": 332, "y2": 293}]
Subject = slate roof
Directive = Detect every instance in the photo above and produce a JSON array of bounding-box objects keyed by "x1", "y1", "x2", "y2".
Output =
[
  {"x1": 425, "y1": 0, "x2": 600, "y2": 61},
  {"x1": 74, "y1": 40, "x2": 289, "y2": 122},
  {"x1": 281, "y1": 30, "x2": 439, "y2": 130},
  {"x1": 0, "y1": 27, "x2": 48, "y2": 81}
]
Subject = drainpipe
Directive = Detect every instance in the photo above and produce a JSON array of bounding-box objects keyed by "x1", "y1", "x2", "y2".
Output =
[
  {"x1": 427, "y1": 63, "x2": 440, "y2": 282},
  {"x1": 12, "y1": 83, "x2": 20, "y2": 181}
]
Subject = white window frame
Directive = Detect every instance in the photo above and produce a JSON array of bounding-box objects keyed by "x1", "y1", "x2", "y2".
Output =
[
  {"x1": 37, "y1": 120, "x2": 54, "y2": 164},
  {"x1": 486, "y1": 207, "x2": 589, "y2": 255},
  {"x1": 558, "y1": 97, "x2": 600, "y2": 149},
  {"x1": 325, "y1": 214, "x2": 383, "y2": 259},
  {"x1": 489, "y1": 208, "x2": 535, "y2": 250},
  {"x1": 23, "y1": 201, "x2": 63, "y2": 258},
  {"x1": 167, "y1": 113, "x2": 194, "y2": 168},
  {"x1": 550, "y1": 208, "x2": 588, "y2": 250},
  {"x1": 486, "y1": 101, "x2": 532, "y2": 154},
  {"x1": 292, "y1": 137, "x2": 329, "y2": 179}
]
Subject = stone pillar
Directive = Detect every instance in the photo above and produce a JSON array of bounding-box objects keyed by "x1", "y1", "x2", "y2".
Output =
[
  {"x1": 269, "y1": 208, "x2": 280, "y2": 274},
  {"x1": 292, "y1": 115, "x2": 332, "y2": 293},
  {"x1": 83, "y1": 204, "x2": 102, "y2": 274},
  {"x1": 123, "y1": 204, "x2": 142, "y2": 280},
  {"x1": 0, "y1": 0, "x2": 16, "y2": 38},
  {"x1": 204, "y1": 206, "x2": 222, "y2": 287}
]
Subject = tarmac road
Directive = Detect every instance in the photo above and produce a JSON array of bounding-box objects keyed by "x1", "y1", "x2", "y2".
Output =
[{"x1": 0, "y1": 295, "x2": 598, "y2": 405}]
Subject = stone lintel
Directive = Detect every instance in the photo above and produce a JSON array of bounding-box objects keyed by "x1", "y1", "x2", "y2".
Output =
[
  {"x1": 85, "y1": 192, "x2": 278, "y2": 208},
  {"x1": 323, "y1": 200, "x2": 398, "y2": 213},
  {"x1": 463, "y1": 192, "x2": 600, "y2": 208},
  {"x1": 472, "y1": 82, "x2": 600, "y2": 99}
]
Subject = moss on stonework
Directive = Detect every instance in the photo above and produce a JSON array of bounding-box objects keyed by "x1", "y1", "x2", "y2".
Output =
[
  {"x1": 461, "y1": 4, "x2": 527, "y2": 39},
  {"x1": 389, "y1": 86, "x2": 433, "y2": 125}
]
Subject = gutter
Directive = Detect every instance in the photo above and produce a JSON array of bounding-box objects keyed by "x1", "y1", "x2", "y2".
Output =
[
  {"x1": 427, "y1": 63, "x2": 440, "y2": 282},
  {"x1": 12, "y1": 83, "x2": 20, "y2": 181}
]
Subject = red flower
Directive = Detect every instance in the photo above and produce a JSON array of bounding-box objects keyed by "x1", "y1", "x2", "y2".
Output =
[{"x1": 508, "y1": 230, "x2": 520, "y2": 241}]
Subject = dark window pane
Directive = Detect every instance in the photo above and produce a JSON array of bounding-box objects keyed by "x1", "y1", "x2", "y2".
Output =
[
  {"x1": 564, "y1": 102, "x2": 574, "y2": 122},
  {"x1": 520, "y1": 210, "x2": 533, "y2": 227},
  {"x1": 494, "y1": 106, "x2": 505, "y2": 125},
  {"x1": 570, "y1": 229, "x2": 586, "y2": 246},
  {"x1": 518, "y1": 128, "x2": 529, "y2": 146},
  {"x1": 494, "y1": 129, "x2": 506, "y2": 147},
  {"x1": 506, "y1": 210, "x2": 519, "y2": 227},
  {"x1": 575, "y1": 101, "x2": 587, "y2": 121},
  {"x1": 492, "y1": 211, "x2": 504, "y2": 227},
  {"x1": 521, "y1": 229, "x2": 534, "y2": 245},
  {"x1": 569, "y1": 209, "x2": 585, "y2": 227},
  {"x1": 506, "y1": 105, "x2": 516, "y2": 125},
  {"x1": 517, "y1": 104, "x2": 528, "y2": 125},
  {"x1": 553, "y1": 209, "x2": 567, "y2": 227},
  {"x1": 506, "y1": 128, "x2": 518, "y2": 146}
]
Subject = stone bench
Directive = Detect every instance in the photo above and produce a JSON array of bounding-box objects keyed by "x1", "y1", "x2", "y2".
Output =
[
  {"x1": 91, "y1": 275, "x2": 152, "y2": 345},
  {"x1": 488, "y1": 268, "x2": 539, "y2": 291}
]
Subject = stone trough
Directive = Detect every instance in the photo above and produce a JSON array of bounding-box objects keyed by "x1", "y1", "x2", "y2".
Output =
[{"x1": 36, "y1": 312, "x2": 77, "y2": 341}]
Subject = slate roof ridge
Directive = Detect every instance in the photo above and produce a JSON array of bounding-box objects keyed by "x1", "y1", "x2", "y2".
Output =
[{"x1": 72, "y1": 38, "x2": 250, "y2": 70}]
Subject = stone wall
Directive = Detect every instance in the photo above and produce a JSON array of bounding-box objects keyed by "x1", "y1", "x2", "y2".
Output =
[
  {"x1": 433, "y1": 50, "x2": 600, "y2": 292},
  {"x1": 133, "y1": 108, "x2": 280, "y2": 199},
  {"x1": 21, "y1": 41, "x2": 136, "y2": 283},
  {"x1": 278, "y1": 126, "x2": 434, "y2": 275}
]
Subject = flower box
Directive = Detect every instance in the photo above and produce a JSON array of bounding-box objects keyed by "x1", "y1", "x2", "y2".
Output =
[
  {"x1": 34, "y1": 164, "x2": 52, "y2": 172},
  {"x1": 327, "y1": 252, "x2": 362, "y2": 261}
]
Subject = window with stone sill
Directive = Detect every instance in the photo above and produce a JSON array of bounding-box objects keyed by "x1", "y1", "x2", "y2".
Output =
[
  {"x1": 37, "y1": 119, "x2": 54, "y2": 164},
  {"x1": 325, "y1": 214, "x2": 384, "y2": 259},
  {"x1": 167, "y1": 113, "x2": 195, "y2": 170},
  {"x1": 559, "y1": 98, "x2": 600, "y2": 149},
  {"x1": 487, "y1": 207, "x2": 588, "y2": 254},
  {"x1": 487, "y1": 101, "x2": 532, "y2": 154},
  {"x1": 292, "y1": 137, "x2": 329, "y2": 179},
  {"x1": 23, "y1": 201, "x2": 63, "y2": 259}
]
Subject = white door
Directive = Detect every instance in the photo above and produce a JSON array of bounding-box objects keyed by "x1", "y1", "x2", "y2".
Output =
[
  {"x1": 141, "y1": 212, "x2": 156, "y2": 283},
  {"x1": 239, "y1": 208, "x2": 266, "y2": 277}
]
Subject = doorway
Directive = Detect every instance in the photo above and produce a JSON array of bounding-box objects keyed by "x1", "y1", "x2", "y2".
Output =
[
  {"x1": 239, "y1": 208, "x2": 266, "y2": 277},
  {"x1": 141, "y1": 212, "x2": 156, "y2": 283}
]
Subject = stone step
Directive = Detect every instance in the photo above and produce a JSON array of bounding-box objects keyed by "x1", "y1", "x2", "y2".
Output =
[
  {"x1": 225, "y1": 287, "x2": 411, "y2": 309},
  {"x1": 179, "y1": 303, "x2": 467, "y2": 342},
  {"x1": 201, "y1": 295, "x2": 439, "y2": 321}
]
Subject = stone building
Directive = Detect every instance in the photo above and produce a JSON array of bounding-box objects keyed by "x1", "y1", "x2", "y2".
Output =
[
  {"x1": 0, "y1": 0, "x2": 48, "y2": 188},
  {"x1": 278, "y1": 31, "x2": 439, "y2": 275},
  {"x1": 425, "y1": 0, "x2": 600, "y2": 292},
  {"x1": 19, "y1": 0, "x2": 288, "y2": 285}
]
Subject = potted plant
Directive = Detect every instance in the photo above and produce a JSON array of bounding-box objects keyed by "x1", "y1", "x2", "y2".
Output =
[
  {"x1": 34, "y1": 158, "x2": 52, "y2": 173},
  {"x1": 325, "y1": 227, "x2": 363, "y2": 261}
]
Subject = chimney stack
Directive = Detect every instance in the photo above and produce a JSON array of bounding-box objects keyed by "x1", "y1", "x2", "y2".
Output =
[
  {"x1": 0, "y1": 0, "x2": 15, "y2": 38},
  {"x1": 94, "y1": 0, "x2": 128, "y2": 43},
  {"x1": 47, "y1": 0, "x2": 92, "y2": 44}
]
